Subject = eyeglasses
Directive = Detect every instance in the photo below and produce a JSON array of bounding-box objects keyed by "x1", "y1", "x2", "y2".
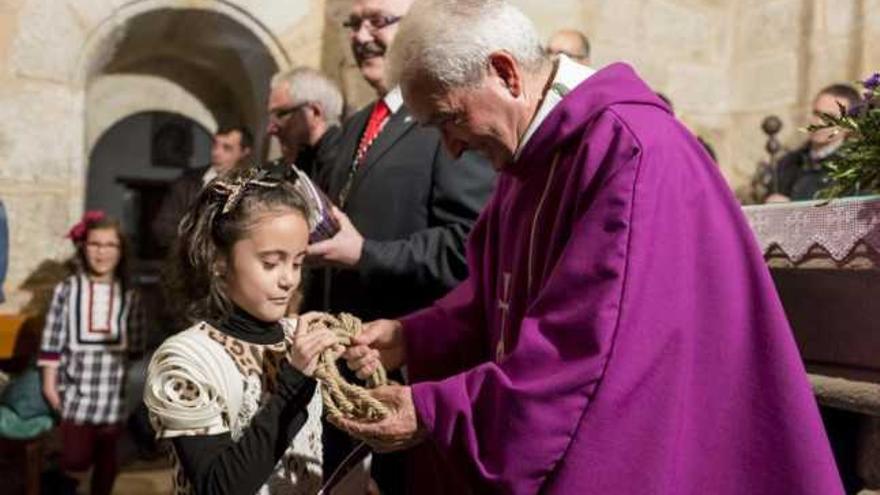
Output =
[
  {"x1": 342, "y1": 14, "x2": 402, "y2": 33},
  {"x1": 85, "y1": 241, "x2": 120, "y2": 251},
  {"x1": 268, "y1": 102, "x2": 311, "y2": 124}
]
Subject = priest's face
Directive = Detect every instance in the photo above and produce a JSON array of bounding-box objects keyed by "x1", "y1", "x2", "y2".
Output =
[{"x1": 405, "y1": 77, "x2": 524, "y2": 171}]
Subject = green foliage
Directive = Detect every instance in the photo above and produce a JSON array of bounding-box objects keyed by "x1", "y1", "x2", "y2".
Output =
[{"x1": 808, "y1": 74, "x2": 880, "y2": 198}]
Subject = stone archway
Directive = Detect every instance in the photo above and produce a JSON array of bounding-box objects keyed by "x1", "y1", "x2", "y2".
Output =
[
  {"x1": 86, "y1": 110, "x2": 213, "y2": 261},
  {"x1": 83, "y1": 5, "x2": 284, "y2": 162}
]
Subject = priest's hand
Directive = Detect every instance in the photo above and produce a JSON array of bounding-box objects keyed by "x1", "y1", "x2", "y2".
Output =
[
  {"x1": 330, "y1": 385, "x2": 425, "y2": 453},
  {"x1": 345, "y1": 319, "x2": 406, "y2": 377},
  {"x1": 306, "y1": 207, "x2": 364, "y2": 268}
]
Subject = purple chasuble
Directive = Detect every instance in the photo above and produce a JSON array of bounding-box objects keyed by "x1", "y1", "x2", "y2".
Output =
[{"x1": 400, "y1": 63, "x2": 843, "y2": 494}]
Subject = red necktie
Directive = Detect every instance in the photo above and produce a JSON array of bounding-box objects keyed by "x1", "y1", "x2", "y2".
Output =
[{"x1": 354, "y1": 100, "x2": 391, "y2": 167}]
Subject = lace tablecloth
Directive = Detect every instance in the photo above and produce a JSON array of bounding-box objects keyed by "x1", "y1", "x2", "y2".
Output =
[{"x1": 742, "y1": 196, "x2": 880, "y2": 262}]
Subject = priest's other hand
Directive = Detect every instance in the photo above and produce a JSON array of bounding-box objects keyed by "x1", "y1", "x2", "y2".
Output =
[
  {"x1": 345, "y1": 319, "x2": 406, "y2": 376},
  {"x1": 306, "y1": 207, "x2": 364, "y2": 268},
  {"x1": 331, "y1": 385, "x2": 425, "y2": 453}
]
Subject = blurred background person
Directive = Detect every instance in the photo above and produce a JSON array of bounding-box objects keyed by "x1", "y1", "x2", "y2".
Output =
[
  {"x1": 38, "y1": 212, "x2": 144, "y2": 495},
  {"x1": 765, "y1": 83, "x2": 860, "y2": 202},
  {"x1": 546, "y1": 28, "x2": 591, "y2": 65},
  {"x1": 151, "y1": 125, "x2": 253, "y2": 252}
]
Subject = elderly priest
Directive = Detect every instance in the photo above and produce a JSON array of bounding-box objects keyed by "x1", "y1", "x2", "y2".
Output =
[{"x1": 334, "y1": 0, "x2": 845, "y2": 493}]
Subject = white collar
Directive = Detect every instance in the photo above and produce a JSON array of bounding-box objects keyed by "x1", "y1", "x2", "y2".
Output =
[
  {"x1": 515, "y1": 55, "x2": 596, "y2": 159},
  {"x1": 382, "y1": 86, "x2": 404, "y2": 114},
  {"x1": 202, "y1": 167, "x2": 219, "y2": 186}
]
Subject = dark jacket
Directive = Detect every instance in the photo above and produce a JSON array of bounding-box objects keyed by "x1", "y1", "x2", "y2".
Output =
[
  {"x1": 297, "y1": 124, "x2": 342, "y2": 189},
  {"x1": 775, "y1": 143, "x2": 832, "y2": 200},
  {"x1": 304, "y1": 101, "x2": 495, "y2": 321},
  {"x1": 152, "y1": 166, "x2": 209, "y2": 252}
]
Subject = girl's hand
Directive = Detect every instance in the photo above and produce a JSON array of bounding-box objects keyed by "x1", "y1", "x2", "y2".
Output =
[
  {"x1": 40, "y1": 366, "x2": 61, "y2": 412},
  {"x1": 42, "y1": 381, "x2": 61, "y2": 412},
  {"x1": 290, "y1": 324, "x2": 340, "y2": 376}
]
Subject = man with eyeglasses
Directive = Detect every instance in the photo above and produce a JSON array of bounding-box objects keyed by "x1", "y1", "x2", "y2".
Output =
[
  {"x1": 546, "y1": 28, "x2": 592, "y2": 66},
  {"x1": 267, "y1": 67, "x2": 344, "y2": 186},
  {"x1": 304, "y1": 0, "x2": 495, "y2": 492}
]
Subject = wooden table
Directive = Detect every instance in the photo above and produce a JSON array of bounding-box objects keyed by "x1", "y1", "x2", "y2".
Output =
[{"x1": 744, "y1": 197, "x2": 880, "y2": 490}]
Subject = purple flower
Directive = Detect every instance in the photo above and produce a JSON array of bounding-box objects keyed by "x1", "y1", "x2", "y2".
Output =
[
  {"x1": 848, "y1": 102, "x2": 864, "y2": 117},
  {"x1": 864, "y1": 73, "x2": 880, "y2": 90}
]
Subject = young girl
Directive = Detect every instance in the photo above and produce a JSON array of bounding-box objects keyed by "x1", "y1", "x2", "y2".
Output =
[
  {"x1": 38, "y1": 211, "x2": 144, "y2": 495},
  {"x1": 144, "y1": 166, "x2": 339, "y2": 494}
]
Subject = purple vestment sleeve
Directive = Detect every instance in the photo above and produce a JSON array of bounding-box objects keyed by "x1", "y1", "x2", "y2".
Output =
[
  {"x1": 401, "y1": 198, "x2": 494, "y2": 382},
  {"x1": 402, "y1": 279, "x2": 485, "y2": 382}
]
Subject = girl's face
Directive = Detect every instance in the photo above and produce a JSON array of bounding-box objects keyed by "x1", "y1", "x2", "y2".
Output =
[
  {"x1": 84, "y1": 228, "x2": 122, "y2": 281},
  {"x1": 224, "y1": 209, "x2": 309, "y2": 322}
]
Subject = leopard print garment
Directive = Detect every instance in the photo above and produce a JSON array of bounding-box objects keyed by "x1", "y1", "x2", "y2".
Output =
[{"x1": 168, "y1": 320, "x2": 323, "y2": 495}]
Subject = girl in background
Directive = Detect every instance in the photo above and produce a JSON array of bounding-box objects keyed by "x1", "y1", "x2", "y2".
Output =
[
  {"x1": 145, "y1": 167, "x2": 338, "y2": 494},
  {"x1": 38, "y1": 211, "x2": 144, "y2": 495}
]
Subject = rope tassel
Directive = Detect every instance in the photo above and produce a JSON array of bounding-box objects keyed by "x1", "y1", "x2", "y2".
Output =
[{"x1": 305, "y1": 313, "x2": 389, "y2": 422}]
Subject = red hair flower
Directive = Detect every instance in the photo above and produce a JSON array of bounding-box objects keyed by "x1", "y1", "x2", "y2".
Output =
[{"x1": 66, "y1": 210, "x2": 106, "y2": 244}]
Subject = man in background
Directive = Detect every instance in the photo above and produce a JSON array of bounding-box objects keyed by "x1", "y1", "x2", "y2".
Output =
[
  {"x1": 267, "y1": 67, "x2": 344, "y2": 186},
  {"x1": 546, "y1": 28, "x2": 591, "y2": 65},
  {"x1": 152, "y1": 125, "x2": 253, "y2": 251},
  {"x1": 766, "y1": 83, "x2": 860, "y2": 202}
]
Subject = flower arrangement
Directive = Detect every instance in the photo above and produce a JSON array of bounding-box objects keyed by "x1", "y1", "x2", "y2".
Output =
[{"x1": 809, "y1": 73, "x2": 880, "y2": 198}]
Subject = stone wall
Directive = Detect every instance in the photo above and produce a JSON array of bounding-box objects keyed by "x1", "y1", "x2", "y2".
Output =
[
  {"x1": 1, "y1": 0, "x2": 878, "y2": 308},
  {"x1": 0, "y1": 0, "x2": 326, "y2": 310}
]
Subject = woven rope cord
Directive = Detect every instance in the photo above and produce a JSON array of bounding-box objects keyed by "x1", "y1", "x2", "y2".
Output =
[{"x1": 305, "y1": 313, "x2": 389, "y2": 422}]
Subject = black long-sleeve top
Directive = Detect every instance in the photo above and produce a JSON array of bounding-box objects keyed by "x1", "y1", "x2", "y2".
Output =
[{"x1": 171, "y1": 307, "x2": 317, "y2": 495}]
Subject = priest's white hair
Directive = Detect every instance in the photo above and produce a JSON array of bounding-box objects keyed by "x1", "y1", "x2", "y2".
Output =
[{"x1": 387, "y1": 0, "x2": 545, "y2": 90}]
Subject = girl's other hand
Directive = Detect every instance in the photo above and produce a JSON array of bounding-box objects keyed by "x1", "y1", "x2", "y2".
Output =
[{"x1": 290, "y1": 326, "x2": 339, "y2": 376}]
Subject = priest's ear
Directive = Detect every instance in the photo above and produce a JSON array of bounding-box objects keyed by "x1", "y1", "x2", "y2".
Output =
[{"x1": 487, "y1": 51, "x2": 523, "y2": 98}]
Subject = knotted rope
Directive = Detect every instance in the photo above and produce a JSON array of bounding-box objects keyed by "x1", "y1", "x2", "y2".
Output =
[{"x1": 304, "y1": 313, "x2": 389, "y2": 422}]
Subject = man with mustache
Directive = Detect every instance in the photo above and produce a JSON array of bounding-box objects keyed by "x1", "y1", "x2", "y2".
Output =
[{"x1": 303, "y1": 0, "x2": 495, "y2": 492}]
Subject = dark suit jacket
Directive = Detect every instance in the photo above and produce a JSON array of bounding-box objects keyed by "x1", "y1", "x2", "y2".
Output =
[
  {"x1": 305, "y1": 101, "x2": 495, "y2": 321},
  {"x1": 152, "y1": 165, "x2": 209, "y2": 252},
  {"x1": 297, "y1": 124, "x2": 342, "y2": 189}
]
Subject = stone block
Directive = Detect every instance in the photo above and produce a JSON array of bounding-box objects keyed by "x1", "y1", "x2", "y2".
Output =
[
  {"x1": 9, "y1": 0, "x2": 87, "y2": 82},
  {"x1": 511, "y1": 0, "x2": 587, "y2": 40},
  {"x1": 733, "y1": 52, "x2": 801, "y2": 111},
  {"x1": 233, "y1": 0, "x2": 313, "y2": 35},
  {"x1": 0, "y1": 183, "x2": 76, "y2": 294},
  {"x1": 666, "y1": 64, "x2": 730, "y2": 114},
  {"x1": 822, "y1": 0, "x2": 860, "y2": 37},
  {"x1": 66, "y1": 0, "x2": 127, "y2": 31},
  {"x1": 0, "y1": 82, "x2": 83, "y2": 181},
  {"x1": 643, "y1": 0, "x2": 724, "y2": 65},
  {"x1": 736, "y1": 0, "x2": 804, "y2": 57}
]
